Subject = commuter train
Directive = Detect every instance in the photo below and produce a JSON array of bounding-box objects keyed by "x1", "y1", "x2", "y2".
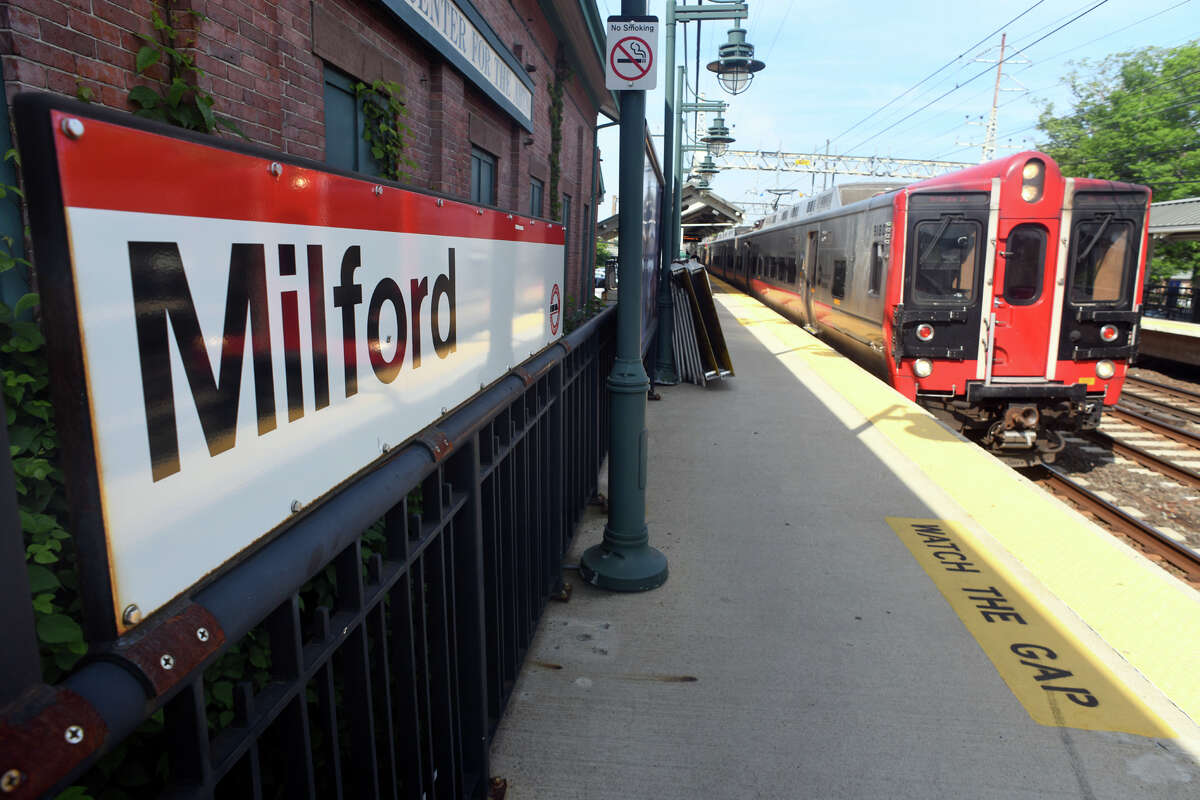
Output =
[{"x1": 698, "y1": 152, "x2": 1150, "y2": 462}]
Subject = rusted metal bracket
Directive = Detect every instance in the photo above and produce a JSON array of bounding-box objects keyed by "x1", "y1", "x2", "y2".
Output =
[
  {"x1": 0, "y1": 685, "x2": 107, "y2": 798},
  {"x1": 108, "y1": 603, "x2": 225, "y2": 697},
  {"x1": 488, "y1": 776, "x2": 508, "y2": 799},
  {"x1": 416, "y1": 428, "x2": 454, "y2": 463},
  {"x1": 512, "y1": 366, "x2": 535, "y2": 386}
]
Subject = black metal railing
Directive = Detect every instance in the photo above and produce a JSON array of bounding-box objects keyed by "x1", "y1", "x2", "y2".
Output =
[
  {"x1": 0, "y1": 306, "x2": 616, "y2": 799},
  {"x1": 1143, "y1": 281, "x2": 1198, "y2": 322}
]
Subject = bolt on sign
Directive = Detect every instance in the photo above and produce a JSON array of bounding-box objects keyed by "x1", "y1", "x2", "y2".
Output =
[
  {"x1": 15, "y1": 95, "x2": 565, "y2": 636},
  {"x1": 605, "y1": 16, "x2": 659, "y2": 91}
]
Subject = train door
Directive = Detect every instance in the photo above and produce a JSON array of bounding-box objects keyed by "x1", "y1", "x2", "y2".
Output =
[
  {"x1": 988, "y1": 219, "x2": 1057, "y2": 376},
  {"x1": 804, "y1": 230, "x2": 819, "y2": 327}
]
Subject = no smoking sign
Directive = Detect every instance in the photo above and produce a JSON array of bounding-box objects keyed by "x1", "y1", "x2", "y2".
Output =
[{"x1": 605, "y1": 16, "x2": 659, "y2": 90}]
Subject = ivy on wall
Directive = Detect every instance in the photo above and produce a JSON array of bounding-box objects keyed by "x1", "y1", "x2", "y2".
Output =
[
  {"x1": 127, "y1": 0, "x2": 244, "y2": 137},
  {"x1": 0, "y1": 148, "x2": 88, "y2": 681},
  {"x1": 355, "y1": 79, "x2": 418, "y2": 181},
  {"x1": 548, "y1": 58, "x2": 571, "y2": 221}
]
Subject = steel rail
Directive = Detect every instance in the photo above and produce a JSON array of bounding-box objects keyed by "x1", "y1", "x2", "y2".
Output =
[
  {"x1": 1023, "y1": 464, "x2": 1200, "y2": 586},
  {"x1": 1125, "y1": 374, "x2": 1200, "y2": 403},
  {"x1": 1108, "y1": 405, "x2": 1200, "y2": 449},
  {"x1": 1081, "y1": 428, "x2": 1200, "y2": 490},
  {"x1": 1118, "y1": 390, "x2": 1200, "y2": 427}
]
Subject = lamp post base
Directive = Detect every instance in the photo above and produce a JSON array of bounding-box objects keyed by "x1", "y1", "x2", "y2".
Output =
[
  {"x1": 579, "y1": 538, "x2": 668, "y2": 592},
  {"x1": 653, "y1": 367, "x2": 680, "y2": 386}
]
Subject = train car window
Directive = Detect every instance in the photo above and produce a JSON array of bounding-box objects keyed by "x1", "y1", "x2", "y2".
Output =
[
  {"x1": 912, "y1": 219, "x2": 979, "y2": 303},
  {"x1": 868, "y1": 243, "x2": 886, "y2": 295},
  {"x1": 786, "y1": 257, "x2": 797, "y2": 283},
  {"x1": 1070, "y1": 216, "x2": 1131, "y2": 304},
  {"x1": 832, "y1": 259, "x2": 848, "y2": 298},
  {"x1": 1002, "y1": 224, "x2": 1047, "y2": 305}
]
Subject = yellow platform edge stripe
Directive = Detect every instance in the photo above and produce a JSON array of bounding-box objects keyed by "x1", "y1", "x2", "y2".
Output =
[
  {"x1": 1141, "y1": 316, "x2": 1200, "y2": 337},
  {"x1": 712, "y1": 285, "x2": 1200, "y2": 729}
]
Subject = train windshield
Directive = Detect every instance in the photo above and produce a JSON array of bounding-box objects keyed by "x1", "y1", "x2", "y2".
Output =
[
  {"x1": 1069, "y1": 215, "x2": 1133, "y2": 304},
  {"x1": 912, "y1": 217, "x2": 980, "y2": 303}
]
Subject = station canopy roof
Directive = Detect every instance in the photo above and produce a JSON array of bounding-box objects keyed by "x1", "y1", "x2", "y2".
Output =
[
  {"x1": 595, "y1": 184, "x2": 743, "y2": 245},
  {"x1": 1149, "y1": 196, "x2": 1200, "y2": 241},
  {"x1": 679, "y1": 184, "x2": 743, "y2": 243}
]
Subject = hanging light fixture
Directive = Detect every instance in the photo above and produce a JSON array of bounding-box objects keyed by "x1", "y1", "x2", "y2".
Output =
[
  {"x1": 701, "y1": 116, "x2": 734, "y2": 157},
  {"x1": 706, "y1": 22, "x2": 765, "y2": 95},
  {"x1": 696, "y1": 155, "x2": 720, "y2": 177}
]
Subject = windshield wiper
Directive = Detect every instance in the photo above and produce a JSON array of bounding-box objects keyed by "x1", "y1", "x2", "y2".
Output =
[
  {"x1": 919, "y1": 215, "x2": 960, "y2": 263},
  {"x1": 1077, "y1": 213, "x2": 1114, "y2": 263}
]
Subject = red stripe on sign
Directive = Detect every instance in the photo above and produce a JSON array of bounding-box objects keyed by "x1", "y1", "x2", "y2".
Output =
[{"x1": 50, "y1": 111, "x2": 566, "y2": 245}]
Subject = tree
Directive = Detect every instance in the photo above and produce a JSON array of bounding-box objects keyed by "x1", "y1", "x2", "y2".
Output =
[
  {"x1": 595, "y1": 238, "x2": 614, "y2": 267},
  {"x1": 1037, "y1": 41, "x2": 1200, "y2": 281}
]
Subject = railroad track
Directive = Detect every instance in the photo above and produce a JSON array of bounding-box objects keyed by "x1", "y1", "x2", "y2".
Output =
[
  {"x1": 1021, "y1": 464, "x2": 1200, "y2": 587},
  {"x1": 1120, "y1": 375, "x2": 1200, "y2": 429}
]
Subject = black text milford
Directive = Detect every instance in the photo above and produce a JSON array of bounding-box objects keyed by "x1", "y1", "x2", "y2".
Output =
[{"x1": 130, "y1": 242, "x2": 458, "y2": 482}]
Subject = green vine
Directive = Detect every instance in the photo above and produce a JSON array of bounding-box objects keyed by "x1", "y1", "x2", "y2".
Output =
[
  {"x1": 548, "y1": 60, "x2": 571, "y2": 221},
  {"x1": 355, "y1": 79, "x2": 418, "y2": 181},
  {"x1": 0, "y1": 149, "x2": 88, "y2": 681},
  {"x1": 127, "y1": 0, "x2": 244, "y2": 137}
]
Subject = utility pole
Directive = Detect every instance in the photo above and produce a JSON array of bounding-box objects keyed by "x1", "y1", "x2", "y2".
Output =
[
  {"x1": 823, "y1": 139, "x2": 829, "y2": 189},
  {"x1": 580, "y1": 0, "x2": 668, "y2": 592},
  {"x1": 983, "y1": 33, "x2": 1007, "y2": 162}
]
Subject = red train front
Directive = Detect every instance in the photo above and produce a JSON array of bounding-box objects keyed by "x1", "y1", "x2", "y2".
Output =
[{"x1": 699, "y1": 152, "x2": 1151, "y2": 462}]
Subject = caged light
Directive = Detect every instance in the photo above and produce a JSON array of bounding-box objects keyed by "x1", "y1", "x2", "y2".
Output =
[
  {"x1": 701, "y1": 116, "x2": 735, "y2": 157},
  {"x1": 696, "y1": 155, "x2": 720, "y2": 177},
  {"x1": 706, "y1": 23, "x2": 765, "y2": 95}
]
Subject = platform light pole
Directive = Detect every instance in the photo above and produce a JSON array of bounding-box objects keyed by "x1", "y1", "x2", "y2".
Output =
[
  {"x1": 579, "y1": 0, "x2": 668, "y2": 592},
  {"x1": 654, "y1": 1, "x2": 751, "y2": 386}
]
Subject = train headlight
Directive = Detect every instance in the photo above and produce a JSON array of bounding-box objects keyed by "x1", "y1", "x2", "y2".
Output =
[
  {"x1": 1095, "y1": 360, "x2": 1115, "y2": 379},
  {"x1": 1020, "y1": 158, "x2": 1045, "y2": 203},
  {"x1": 913, "y1": 358, "x2": 933, "y2": 378},
  {"x1": 915, "y1": 323, "x2": 935, "y2": 341},
  {"x1": 1099, "y1": 324, "x2": 1119, "y2": 342}
]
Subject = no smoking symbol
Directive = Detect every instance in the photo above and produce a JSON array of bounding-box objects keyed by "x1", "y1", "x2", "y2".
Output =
[{"x1": 610, "y1": 36, "x2": 652, "y2": 82}]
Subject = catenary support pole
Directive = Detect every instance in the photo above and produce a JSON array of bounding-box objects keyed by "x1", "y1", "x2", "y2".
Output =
[
  {"x1": 671, "y1": 65, "x2": 685, "y2": 259},
  {"x1": 653, "y1": 2, "x2": 679, "y2": 385},
  {"x1": 580, "y1": 0, "x2": 668, "y2": 592}
]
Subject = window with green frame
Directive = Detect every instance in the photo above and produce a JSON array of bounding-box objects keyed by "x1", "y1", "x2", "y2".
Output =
[
  {"x1": 471, "y1": 147, "x2": 498, "y2": 206},
  {"x1": 530, "y1": 177, "x2": 544, "y2": 217},
  {"x1": 323, "y1": 64, "x2": 382, "y2": 177}
]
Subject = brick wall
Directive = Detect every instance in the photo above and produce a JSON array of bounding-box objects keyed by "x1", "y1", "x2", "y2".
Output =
[{"x1": 0, "y1": 0, "x2": 603, "y2": 303}]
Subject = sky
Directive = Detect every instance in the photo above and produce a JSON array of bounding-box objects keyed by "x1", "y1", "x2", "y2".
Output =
[{"x1": 592, "y1": 0, "x2": 1199, "y2": 222}]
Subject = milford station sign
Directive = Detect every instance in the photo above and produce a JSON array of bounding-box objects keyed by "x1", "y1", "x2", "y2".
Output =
[{"x1": 16, "y1": 96, "x2": 563, "y2": 633}]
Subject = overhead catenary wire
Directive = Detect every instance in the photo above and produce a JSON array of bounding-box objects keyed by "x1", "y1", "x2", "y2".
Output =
[
  {"x1": 931, "y1": 90, "x2": 1200, "y2": 160},
  {"x1": 838, "y1": 0, "x2": 1113, "y2": 157},
  {"x1": 824, "y1": 0, "x2": 1049, "y2": 149},
  {"x1": 1014, "y1": 0, "x2": 1193, "y2": 70}
]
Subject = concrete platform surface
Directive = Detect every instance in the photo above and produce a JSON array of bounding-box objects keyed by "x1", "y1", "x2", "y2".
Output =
[{"x1": 488, "y1": 287, "x2": 1200, "y2": 799}]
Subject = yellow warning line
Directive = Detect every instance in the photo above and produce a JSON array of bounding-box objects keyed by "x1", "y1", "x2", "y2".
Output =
[{"x1": 715, "y1": 289, "x2": 1200, "y2": 731}]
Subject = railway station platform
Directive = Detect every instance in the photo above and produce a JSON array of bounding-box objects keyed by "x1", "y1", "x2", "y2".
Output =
[
  {"x1": 1141, "y1": 316, "x2": 1200, "y2": 367},
  {"x1": 488, "y1": 283, "x2": 1200, "y2": 798}
]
